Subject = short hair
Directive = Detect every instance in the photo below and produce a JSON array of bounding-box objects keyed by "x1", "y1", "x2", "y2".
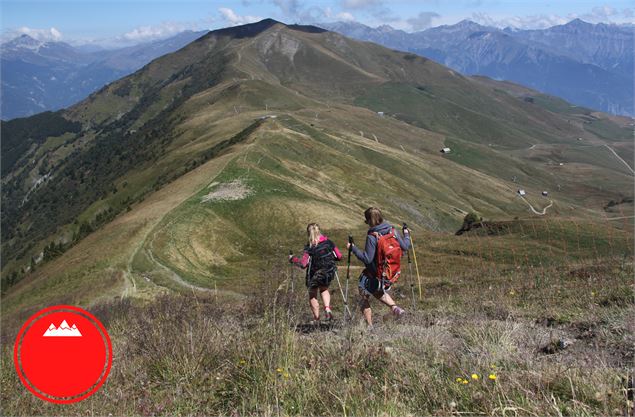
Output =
[{"x1": 364, "y1": 207, "x2": 383, "y2": 228}]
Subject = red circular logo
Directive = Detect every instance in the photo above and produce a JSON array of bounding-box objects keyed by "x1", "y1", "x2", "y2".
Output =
[{"x1": 13, "y1": 305, "x2": 112, "y2": 403}]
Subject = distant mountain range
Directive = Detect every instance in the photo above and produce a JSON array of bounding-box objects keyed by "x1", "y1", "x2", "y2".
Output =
[
  {"x1": 1, "y1": 31, "x2": 207, "y2": 120},
  {"x1": 2, "y1": 19, "x2": 632, "y2": 120},
  {"x1": 319, "y1": 19, "x2": 634, "y2": 116}
]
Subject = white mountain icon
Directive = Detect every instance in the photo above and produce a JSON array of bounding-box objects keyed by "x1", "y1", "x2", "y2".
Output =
[{"x1": 43, "y1": 320, "x2": 82, "y2": 337}]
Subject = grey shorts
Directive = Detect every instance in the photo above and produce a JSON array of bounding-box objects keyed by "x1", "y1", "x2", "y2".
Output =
[{"x1": 358, "y1": 273, "x2": 391, "y2": 297}]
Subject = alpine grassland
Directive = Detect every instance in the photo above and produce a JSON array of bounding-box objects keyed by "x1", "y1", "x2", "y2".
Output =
[
  {"x1": 1, "y1": 19, "x2": 633, "y2": 415},
  {"x1": 2, "y1": 220, "x2": 633, "y2": 415}
]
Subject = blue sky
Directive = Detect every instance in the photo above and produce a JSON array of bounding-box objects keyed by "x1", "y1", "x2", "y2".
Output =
[{"x1": 2, "y1": 0, "x2": 634, "y2": 46}]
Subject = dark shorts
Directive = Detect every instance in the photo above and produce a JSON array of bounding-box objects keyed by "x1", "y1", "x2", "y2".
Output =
[
  {"x1": 358, "y1": 272, "x2": 391, "y2": 296},
  {"x1": 306, "y1": 269, "x2": 334, "y2": 289}
]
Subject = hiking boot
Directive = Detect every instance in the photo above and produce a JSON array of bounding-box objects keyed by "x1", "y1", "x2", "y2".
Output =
[
  {"x1": 324, "y1": 309, "x2": 333, "y2": 321},
  {"x1": 392, "y1": 306, "x2": 405, "y2": 318}
]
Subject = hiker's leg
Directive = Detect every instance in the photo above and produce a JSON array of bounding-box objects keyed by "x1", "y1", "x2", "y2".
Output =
[
  {"x1": 374, "y1": 291, "x2": 396, "y2": 308},
  {"x1": 319, "y1": 286, "x2": 333, "y2": 319},
  {"x1": 359, "y1": 288, "x2": 372, "y2": 325},
  {"x1": 319, "y1": 286, "x2": 330, "y2": 308},
  {"x1": 308, "y1": 287, "x2": 320, "y2": 320},
  {"x1": 373, "y1": 291, "x2": 403, "y2": 315}
]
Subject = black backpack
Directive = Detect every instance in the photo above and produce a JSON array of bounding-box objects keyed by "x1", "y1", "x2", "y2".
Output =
[{"x1": 306, "y1": 239, "x2": 337, "y2": 278}]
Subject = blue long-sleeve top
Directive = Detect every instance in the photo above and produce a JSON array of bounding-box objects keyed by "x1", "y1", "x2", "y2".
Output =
[{"x1": 351, "y1": 221, "x2": 411, "y2": 277}]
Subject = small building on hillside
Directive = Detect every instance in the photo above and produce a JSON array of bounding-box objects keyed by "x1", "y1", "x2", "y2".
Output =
[
  {"x1": 441, "y1": 147, "x2": 451, "y2": 154},
  {"x1": 517, "y1": 189, "x2": 526, "y2": 196},
  {"x1": 542, "y1": 191, "x2": 549, "y2": 196},
  {"x1": 377, "y1": 111, "x2": 384, "y2": 117}
]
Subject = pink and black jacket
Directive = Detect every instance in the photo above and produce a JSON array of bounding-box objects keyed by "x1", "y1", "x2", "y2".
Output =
[{"x1": 290, "y1": 235, "x2": 343, "y2": 270}]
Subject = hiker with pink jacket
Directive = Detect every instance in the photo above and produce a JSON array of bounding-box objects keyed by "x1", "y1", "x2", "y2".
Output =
[{"x1": 289, "y1": 223, "x2": 342, "y2": 323}]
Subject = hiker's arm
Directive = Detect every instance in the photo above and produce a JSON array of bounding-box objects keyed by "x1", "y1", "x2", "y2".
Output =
[
  {"x1": 351, "y1": 235, "x2": 376, "y2": 265},
  {"x1": 333, "y1": 245, "x2": 343, "y2": 260},
  {"x1": 289, "y1": 251, "x2": 310, "y2": 269},
  {"x1": 396, "y1": 229, "x2": 411, "y2": 251}
]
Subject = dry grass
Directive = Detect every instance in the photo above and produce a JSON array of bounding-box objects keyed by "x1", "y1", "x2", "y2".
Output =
[{"x1": 2, "y1": 257, "x2": 632, "y2": 416}]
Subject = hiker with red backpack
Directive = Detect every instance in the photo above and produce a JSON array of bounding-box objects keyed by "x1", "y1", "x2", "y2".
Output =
[
  {"x1": 289, "y1": 223, "x2": 343, "y2": 323},
  {"x1": 347, "y1": 207, "x2": 410, "y2": 327}
]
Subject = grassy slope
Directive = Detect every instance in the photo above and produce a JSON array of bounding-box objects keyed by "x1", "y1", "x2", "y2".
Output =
[
  {"x1": 7, "y1": 97, "x2": 629, "y2": 318},
  {"x1": 0, "y1": 142, "x2": 244, "y2": 324},
  {"x1": 352, "y1": 80, "x2": 633, "y2": 210},
  {"x1": 3, "y1": 47, "x2": 633, "y2": 312}
]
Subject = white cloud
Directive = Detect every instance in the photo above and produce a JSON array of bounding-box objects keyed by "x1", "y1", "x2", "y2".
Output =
[
  {"x1": 470, "y1": 12, "x2": 568, "y2": 29},
  {"x1": 336, "y1": 12, "x2": 356, "y2": 22},
  {"x1": 579, "y1": 6, "x2": 635, "y2": 23},
  {"x1": 268, "y1": 0, "x2": 333, "y2": 23},
  {"x1": 272, "y1": 0, "x2": 301, "y2": 16},
  {"x1": 120, "y1": 22, "x2": 187, "y2": 42},
  {"x1": 4, "y1": 27, "x2": 63, "y2": 42},
  {"x1": 102, "y1": 17, "x2": 214, "y2": 47},
  {"x1": 586, "y1": 5, "x2": 617, "y2": 21},
  {"x1": 219, "y1": 7, "x2": 262, "y2": 25},
  {"x1": 406, "y1": 11, "x2": 441, "y2": 31},
  {"x1": 470, "y1": 6, "x2": 635, "y2": 30}
]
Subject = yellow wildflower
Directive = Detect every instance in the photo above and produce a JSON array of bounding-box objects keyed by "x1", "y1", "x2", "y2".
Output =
[
  {"x1": 283, "y1": 372, "x2": 290, "y2": 379},
  {"x1": 456, "y1": 377, "x2": 463, "y2": 383},
  {"x1": 276, "y1": 368, "x2": 283, "y2": 373},
  {"x1": 462, "y1": 379, "x2": 469, "y2": 384},
  {"x1": 489, "y1": 374, "x2": 497, "y2": 381},
  {"x1": 471, "y1": 374, "x2": 479, "y2": 380},
  {"x1": 238, "y1": 359, "x2": 246, "y2": 366}
]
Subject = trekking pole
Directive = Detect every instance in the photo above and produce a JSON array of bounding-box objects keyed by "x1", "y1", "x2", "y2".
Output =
[
  {"x1": 405, "y1": 243, "x2": 416, "y2": 310},
  {"x1": 334, "y1": 270, "x2": 352, "y2": 319},
  {"x1": 289, "y1": 250, "x2": 294, "y2": 293},
  {"x1": 404, "y1": 223, "x2": 417, "y2": 309},
  {"x1": 410, "y1": 230, "x2": 423, "y2": 300},
  {"x1": 345, "y1": 235, "x2": 353, "y2": 316}
]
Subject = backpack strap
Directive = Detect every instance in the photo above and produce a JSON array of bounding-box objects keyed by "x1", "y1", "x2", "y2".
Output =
[
  {"x1": 368, "y1": 228, "x2": 393, "y2": 237},
  {"x1": 372, "y1": 231, "x2": 384, "y2": 282}
]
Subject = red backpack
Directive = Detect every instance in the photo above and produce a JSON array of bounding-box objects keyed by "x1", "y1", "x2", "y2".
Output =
[{"x1": 372, "y1": 228, "x2": 403, "y2": 286}]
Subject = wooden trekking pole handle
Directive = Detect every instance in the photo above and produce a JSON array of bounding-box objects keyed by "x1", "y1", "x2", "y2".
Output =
[{"x1": 403, "y1": 223, "x2": 412, "y2": 264}]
